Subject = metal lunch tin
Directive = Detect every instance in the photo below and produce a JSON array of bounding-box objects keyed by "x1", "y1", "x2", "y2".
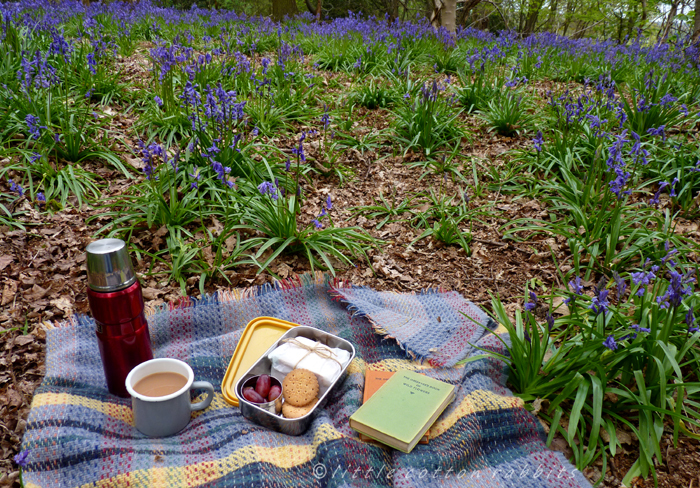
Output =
[{"x1": 235, "y1": 325, "x2": 356, "y2": 436}]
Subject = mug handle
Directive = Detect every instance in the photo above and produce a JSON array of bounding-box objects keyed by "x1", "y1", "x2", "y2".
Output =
[{"x1": 190, "y1": 381, "x2": 214, "y2": 411}]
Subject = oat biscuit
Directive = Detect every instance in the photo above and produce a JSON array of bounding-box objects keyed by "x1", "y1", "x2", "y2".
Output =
[
  {"x1": 282, "y1": 397, "x2": 318, "y2": 418},
  {"x1": 282, "y1": 369, "x2": 319, "y2": 406}
]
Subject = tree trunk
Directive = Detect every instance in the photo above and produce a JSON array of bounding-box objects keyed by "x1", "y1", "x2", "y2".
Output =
[
  {"x1": 543, "y1": 0, "x2": 558, "y2": 32},
  {"x1": 625, "y1": 4, "x2": 638, "y2": 41},
  {"x1": 315, "y1": 0, "x2": 322, "y2": 20},
  {"x1": 386, "y1": 0, "x2": 400, "y2": 21},
  {"x1": 272, "y1": 0, "x2": 298, "y2": 21},
  {"x1": 442, "y1": 0, "x2": 457, "y2": 32},
  {"x1": 518, "y1": 0, "x2": 525, "y2": 32},
  {"x1": 431, "y1": 0, "x2": 443, "y2": 29},
  {"x1": 457, "y1": 0, "x2": 483, "y2": 26},
  {"x1": 694, "y1": 0, "x2": 700, "y2": 42},
  {"x1": 616, "y1": 13, "x2": 624, "y2": 43},
  {"x1": 523, "y1": 0, "x2": 545, "y2": 34},
  {"x1": 561, "y1": 0, "x2": 577, "y2": 36},
  {"x1": 659, "y1": 0, "x2": 679, "y2": 42}
]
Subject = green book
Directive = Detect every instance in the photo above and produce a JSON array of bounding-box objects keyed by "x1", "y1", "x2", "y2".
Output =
[{"x1": 349, "y1": 370, "x2": 455, "y2": 453}]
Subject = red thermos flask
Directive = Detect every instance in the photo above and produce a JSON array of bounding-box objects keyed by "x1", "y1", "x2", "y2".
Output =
[{"x1": 86, "y1": 239, "x2": 153, "y2": 397}]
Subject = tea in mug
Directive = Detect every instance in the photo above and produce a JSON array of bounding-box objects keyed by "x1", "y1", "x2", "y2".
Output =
[{"x1": 133, "y1": 372, "x2": 188, "y2": 397}]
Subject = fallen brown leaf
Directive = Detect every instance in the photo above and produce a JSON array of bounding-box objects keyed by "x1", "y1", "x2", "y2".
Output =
[
  {"x1": 24, "y1": 284, "x2": 49, "y2": 301},
  {"x1": 1, "y1": 281, "x2": 18, "y2": 307},
  {"x1": 50, "y1": 297, "x2": 73, "y2": 314},
  {"x1": 13, "y1": 335, "x2": 34, "y2": 347},
  {"x1": 141, "y1": 287, "x2": 164, "y2": 300},
  {"x1": 551, "y1": 296, "x2": 571, "y2": 316},
  {"x1": 0, "y1": 255, "x2": 13, "y2": 271}
]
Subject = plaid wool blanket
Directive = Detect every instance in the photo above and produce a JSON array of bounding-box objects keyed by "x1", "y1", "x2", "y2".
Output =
[{"x1": 21, "y1": 274, "x2": 590, "y2": 487}]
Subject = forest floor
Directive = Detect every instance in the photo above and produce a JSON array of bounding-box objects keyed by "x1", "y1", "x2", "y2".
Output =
[{"x1": 1, "y1": 56, "x2": 700, "y2": 487}]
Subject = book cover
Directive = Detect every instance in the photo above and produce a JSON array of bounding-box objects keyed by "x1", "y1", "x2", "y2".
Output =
[
  {"x1": 360, "y1": 370, "x2": 429, "y2": 444},
  {"x1": 349, "y1": 370, "x2": 455, "y2": 453}
]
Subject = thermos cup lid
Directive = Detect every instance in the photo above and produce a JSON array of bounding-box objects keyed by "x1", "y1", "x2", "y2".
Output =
[{"x1": 86, "y1": 238, "x2": 137, "y2": 292}]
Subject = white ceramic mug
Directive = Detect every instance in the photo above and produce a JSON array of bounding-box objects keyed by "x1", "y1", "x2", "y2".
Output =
[{"x1": 125, "y1": 358, "x2": 214, "y2": 437}]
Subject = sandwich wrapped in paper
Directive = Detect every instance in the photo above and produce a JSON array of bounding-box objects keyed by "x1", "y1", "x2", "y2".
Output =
[{"x1": 268, "y1": 336, "x2": 351, "y2": 394}]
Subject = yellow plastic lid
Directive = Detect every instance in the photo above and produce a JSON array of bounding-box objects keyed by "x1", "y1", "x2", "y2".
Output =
[{"x1": 221, "y1": 317, "x2": 297, "y2": 406}]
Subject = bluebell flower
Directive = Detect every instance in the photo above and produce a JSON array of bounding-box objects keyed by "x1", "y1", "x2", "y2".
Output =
[
  {"x1": 661, "y1": 241, "x2": 679, "y2": 267},
  {"x1": 211, "y1": 161, "x2": 226, "y2": 180},
  {"x1": 87, "y1": 52, "x2": 97, "y2": 75},
  {"x1": 545, "y1": 312, "x2": 554, "y2": 332},
  {"x1": 312, "y1": 218, "x2": 323, "y2": 229},
  {"x1": 321, "y1": 104, "x2": 331, "y2": 129},
  {"x1": 49, "y1": 29, "x2": 73, "y2": 62},
  {"x1": 631, "y1": 324, "x2": 650, "y2": 333},
  {"x1": 586, "y1": 114, "x2": 607, "y2": 131},
  {"x1": 326, "y1": 195, "x2": 332, "y2": 210},
  {"x1": 154, "y1": 95, "x2": 163, "y2": 107},
  {"x1": 524, "y1": 291, "x2": 537, "y2": 311},
  {"x1": 656, "y1": 269, "x2": 695, "y2": 309},
  {"x1": 629, "y1": 131, "x2": 648, "y2": 165},
  {"x1": 606, "y1": 130, "x2": 629, "y2": 170},
  {"x1": 603, "y1": 335, "x2": 618, "y2": 351},
  {"x1": 631, "y1": 269, "x2": 656, "y2": 296},
  {"x1": 206, "y1": 141, "x2": 221, "y2": 155},
  {"x1": 25, "y1": 114, "x2": 47, "y2": 140},
  {"x1": 668, "y1": 177, "x2": 679, "y2": 198},
  {"x1": 647, "y1": 125, "x2": 666, "y2": 142},
  {"x1": 532, "y1": 131, "x2": 543, "y2": 152},
  {"x1": 609, "y1": 165, "x2": 631, "y2": 198},
  {"x1": 564, "y1": 276, "x2": 583, "y2": 305},
  {"x1": 258, "y1": 181, "x2": 279, "y2": 200},
  {"x1": 630, "y1": 324, "x2": 651, "y2": 339},
  {"x1": 569, "y1": 276, "x2": 584, "y2": 295},
  {"x1": 613, "y1": 271, "x2": 626, "y2": 301},
  {"x1": 138, "y1": 141, "x2": 166, "y2": 180},
  {"x1": 637, "y1": 95, "x2": 652, "y2": 113},
  {"x1": 36, "y1": 192, "x2": 45, "y2": 204},
  {"x1": 189, "y1": 168, "x2": 201, "y2": 189},
  {"x1": 659, "y1": 93, "x2": 677, "y2": 107},
  {"x1": 14, "y1": 450, "x2": 28, "y2": 468},
  {"x1": 8, "y1": 179, "x2": 24, "y2": 197},
  {"x1": 291, "y1": 132, "x2": 306, "y2": 162},
  {"x1": 649, "y1": 181, "x2": 669, "y2": 205},
  {"x1": 685, "y1": 307, "x2": 696, "y2": 332},
  {"x1": 590, "y1": 289, "x2": 610, "y2": 315},
  {"x1": 615, "y1": 104, "x2": 628, "y2": 129}
]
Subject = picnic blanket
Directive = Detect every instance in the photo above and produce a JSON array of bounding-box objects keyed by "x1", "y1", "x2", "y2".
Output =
[{"x1": 21, "y1": 273, "x2": 591, "y2": 487}]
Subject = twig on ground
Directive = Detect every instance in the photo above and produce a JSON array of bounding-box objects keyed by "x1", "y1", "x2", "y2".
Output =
[{"x1": 473, "y1": 238, "x2": 508, "y2": 248}]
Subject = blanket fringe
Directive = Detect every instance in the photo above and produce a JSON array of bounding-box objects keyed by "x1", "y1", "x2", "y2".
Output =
[
  {"x1": 46, "y1": 272, "x2": 334, "y2": 328},
  {"x1": 44, "y1": 272, "x2": 451, "y2": 338}
]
